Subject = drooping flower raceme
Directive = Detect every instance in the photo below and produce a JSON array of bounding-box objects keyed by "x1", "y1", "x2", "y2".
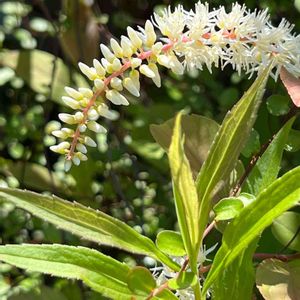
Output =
[{"x1": 50, "y1": 2, "x2": 300, "y2": 171}]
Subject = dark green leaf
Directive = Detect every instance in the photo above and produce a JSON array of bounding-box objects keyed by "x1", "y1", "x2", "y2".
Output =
[
  {"x1": 286, "y1": 129, "x2": 300, "y2": 152},
  {"x1": 168, "y1": 271, "x2": 197, "y2": 290},
  {"x1": 266, "y1": 95, "x2": 290, "y2": 116}
]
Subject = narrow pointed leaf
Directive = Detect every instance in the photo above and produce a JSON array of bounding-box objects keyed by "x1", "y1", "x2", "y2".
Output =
[
  {"x1": 202, "y1": 166, "x2": 300, "y2": 295},
  {"x1": 168, "y1": 112, "x2": 199, "y2": 271},
  {"x1": 244, "y1": 117, "x2": 295, "y2": 195},
  {"x1": 0, "y1": 244, "x2": 139, "y2": 300},
  {"x1": 196, "y1": 66, "x2": 271, "y2": 245},
  {"x1": 0, "y1": 188, "x2": 179, "y2": 270}
]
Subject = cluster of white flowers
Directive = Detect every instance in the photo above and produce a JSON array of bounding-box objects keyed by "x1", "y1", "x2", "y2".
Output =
[{"x1": 51, "y1": 1, "x2": 300, "y2": 170}]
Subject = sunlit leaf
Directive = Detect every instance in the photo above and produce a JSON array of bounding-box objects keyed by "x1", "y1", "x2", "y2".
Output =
[{"x1": 156, "y1": 230, "x2": 186, "y2": 257}]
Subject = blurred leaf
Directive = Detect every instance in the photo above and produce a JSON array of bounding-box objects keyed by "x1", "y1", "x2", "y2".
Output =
[
  {"x1": 0, "y1": 244, "x2": 141, "y2": 299},
  {"x1": 30, "y1": 18, "x2": 53, "y2": 33},
  {"x1": 150, "y1": 114, "x2": 219, "y2": 176},
  {"x1": 244, "y1": 117, "x2": 295, "y2": 195},
  {"x1": 202, "y1": 165, "x2": 300, "y2": 296},
  {"x1": 9, "y1": 286, "x2": 67, "y2": 300},
  {"x1": 295, "y1": 0, "x2": 300, "y2": 12},
  {"x1": 266, "y1": 95, "x2": 290, "y2": 116},
  {"x1": 156, "y1": 230, "x2": 186, "y2": 257},
  {"x1": 286, "y1": 129, "x2": 300, "y2": 152},
  {"x1": 280, "y1": 67, "x2": 300, "y2": 107},
  {"x1": 168, "y1": 271, "x2": 197, "y2": 290},
  {"x1": 196, "y1": 65, "x2": 271, "y2": 249},
  {"x1": 218, "y1": 87, "x2": 239, "y2": 109},
  {"x1": 272, "y1": 211, "x2": 300, "y2": 251},
  {"x1": 168, "y1": 112, "x2": 200, "y2": 272},
  {"x1": 256, "y1": 259, "x2": 300, "y2": 300},
  {"x1": 0, "y1": 50, "x2": 88, "y2": 104},
  {"x1": 0, "y1": 188, "x2": 179, "y2": 270},
  {"x1": 213, "y1": 198, "x2": 244, "y2": 221},
  {"x1": 0, "y1": 67, "x2": 14, "y2": 85},
  {"x1": 60, "y1": 1, "x2": 100, "y2": 65}
]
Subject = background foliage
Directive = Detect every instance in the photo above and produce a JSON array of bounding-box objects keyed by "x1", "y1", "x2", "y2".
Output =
[{"x1": 0, "y1": 0, "x2": 300, "y2": 299}]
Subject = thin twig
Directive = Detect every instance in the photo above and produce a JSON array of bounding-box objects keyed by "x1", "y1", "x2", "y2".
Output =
[{"x1": 203, "y1": 220, "x2": 216, "y2": 239}]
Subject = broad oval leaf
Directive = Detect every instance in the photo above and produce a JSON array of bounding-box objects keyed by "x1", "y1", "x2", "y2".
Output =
[
  {"x1": 266, "y1": 95, "x2": 290, "y2": 116},
  {"x1": 213, "y1": 198, "x2": 244, "y2": 221},
  {"x1": 202, "y1": 165, "x2": 300, "y2": 296},
  {"x1": 256, "y1": 259, "x2": 300, "y2": 300},
  {"x1": 127, "y1": 267, "x2": 156, "y2": 296},
  {"x1": 286, "y1": 129, "x2": 300, "y2": 152},
  {"x1": 168, "y1": 271, "x2": 197, "y2": 290},
  {"x1": 150, "y1": 114, "x2": 219, "y2": 176},
  {"x1": 0, "y1": 188, "x2": 179, "y2": 271},
  {"x1": 271, "y1": 211, "x2": 300, "y2": 251},
  {"x1": 156, "y1": 230, "x2": 186, "y2": 257},
  {"x1": 0, "y1": 244, "x2": 140, "y2": 300}
]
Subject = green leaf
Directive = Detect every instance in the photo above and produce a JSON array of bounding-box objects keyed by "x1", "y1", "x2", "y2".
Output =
[
  {"x1": 0, "y1": 188, "x2": 179, "y2": 270},
  {"x1": 168, "y1": 271, "x2": 197, "y2": 290},
  {"x1": 0, "y1": 50, "x2": 88, "y2": 104},
  {"x1": 202, "y1": 166, "x2": 300, "y2": 296},
  {"x1": 0, "y1": 244, "x2": 141, "y2": 300},
  {"x1": 9, "y1": 286, "x2": 68, "y2": 300},
  {"x1": 271, "y1": 211, "x2": 300, "y2": 251},
  {"x1": 266, "y1": 95, "x2": 290, "y2": 116},
  {"x1": 244, "y1": 117, "x2": 295, "y2": 195},
  {"x1": 212, "y1": 241, "x2": 257, "y2": 300},
  {"x1": 213, "y1": 198, "x2": 244, "y2": 221},
  {"x1": 168, "y1": 112, "x2": 200, "y2": 272},
  {"x1": 127, "y1": 267, "x2": 156, "y2": 295},
  {"x1": 156, "y1": 230, "x2": 186, "y2": 257},
  {"x1": 256, "y1": 259, "x2": 300, "y2": 300},
  {"x1": 196, "y1": 65, "x2": 271, "y2": 245},
  {"x1": 286, "y1": 129, "x2": 300, "y2": 152},
  {"x1": 241, "y1": 128, "x2": 260, "y2": 158},
  {"x1": 150, "y1": 114, "x2": 219, "y2": 176}
]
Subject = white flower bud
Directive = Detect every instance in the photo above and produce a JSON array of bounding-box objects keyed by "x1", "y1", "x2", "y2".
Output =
[
  {"x1": 93, "y1": 59, "x2": 106, "y2": 77},
  {"x1": 100, "y1": 44, "x2": 116, "y2": 62},
  {"x1": 94, "y1": 79, "x2": 105, "y2": 90},
  {"x1": 61, "y1": 128, "x2": 74, "y2": 136},
  {"x1": 151, "y1": 42, "x2": 163, "y2": 55},
  {"x1": 101, "y1": 58, "x2": 114, "y2": 73},
  {"x1": 131, "y1": 58, "x2": 142, "y2": 68},
  {"x1": 84, "y1": 136, "x2": 97, "y2": 147},
  {"x1": 62, "y1": 96, "x2": 80, "y2": 109},
  {"x1": 76, "y1": 143, "x2": 87, "y2": 154},
  {"x1": 112, "y1": 58, "x2": 122, "y2": 71},
  {"x1": 52, "y1": 130, "x2": 68, "y2": 139},
  {"x1": 65, "y1": 87, "x2": 82, "y2": 100},
  {"x1": 170, "y1": 55, "x2": 184, "y2": 75},
  {"x1": 78, "y1": 88, "x2": 93, "y2": 98},
  {"x1": 74, "y1": 112, "x2": 84, "y2": 122},
  {"x1": 50, "y1": 142, "x2": 70, "y2": 154},
  {"x1": 139, "y1": 64, "x2": 155, "y2": 78},
  {"x1": 121, "y1": 36, "x2": 133, "y2": 57},
  {"x1": 110, "y1": 38, "x2": 124, "y2": 58},
  {"x1": 77, "y1": 152, "x2": 88, "y2": 161},
  {"x1": 87, "y1": 108, "x2": 99, "y2": 120},
  {"x1": 145, "y1": 20, "x2": 156, "y2": 47},
  {"x1": 79, "y1": 124, "x2": 87, "y2": 132},
  {"x1": 106, "y1": 90, "x2": 129, "y2": 106},
  {"x1": 130, "y1": 70, "x2": 140, "y2": 91},
  {"x1": 79, "y1": 98, "x2": 89, "y2": 107},
  {"x1": 97, "y1": 103, "x2": 118, "y2": 120},
  {"x1": 110, "y1": 77, "x2": 123, "y2": 91},
  {"x1": 148, "y1": 63, "x2": 161, "y2": 87},
  {"x1": 78, "y1": 62, "x2": 97, "y2": 80},
  {"x1": 72, "y1": 155, "x2": 81, "y2": 166},
  {"x1": 123, "y1": 77, "x2": 140, "y2": 97},
  {"x1": 64, "y1": 160, "x2": 72, "y2": 172},
  {"x1": 127, "y1": 26, "x2": 143, "y2": 49},
  {"x1": 157, "y1": 55, "x2": 171, "y2": 68},
  {"x1": 58, "y1": 113, "x2": 77, "y2": 125},
  {"x1": 87, "y1": 121, "x2": 107, "y2": 133}
]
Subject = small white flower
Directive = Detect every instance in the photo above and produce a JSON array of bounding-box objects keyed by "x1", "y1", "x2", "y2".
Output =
[{"x1": 106, "y1": 90, "x2": 129, "y2": 106}]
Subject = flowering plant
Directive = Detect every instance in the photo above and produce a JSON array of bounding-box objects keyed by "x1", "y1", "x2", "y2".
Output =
[{"x1": 0, "y1": 2, "x2": 300, "y2": 299}]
